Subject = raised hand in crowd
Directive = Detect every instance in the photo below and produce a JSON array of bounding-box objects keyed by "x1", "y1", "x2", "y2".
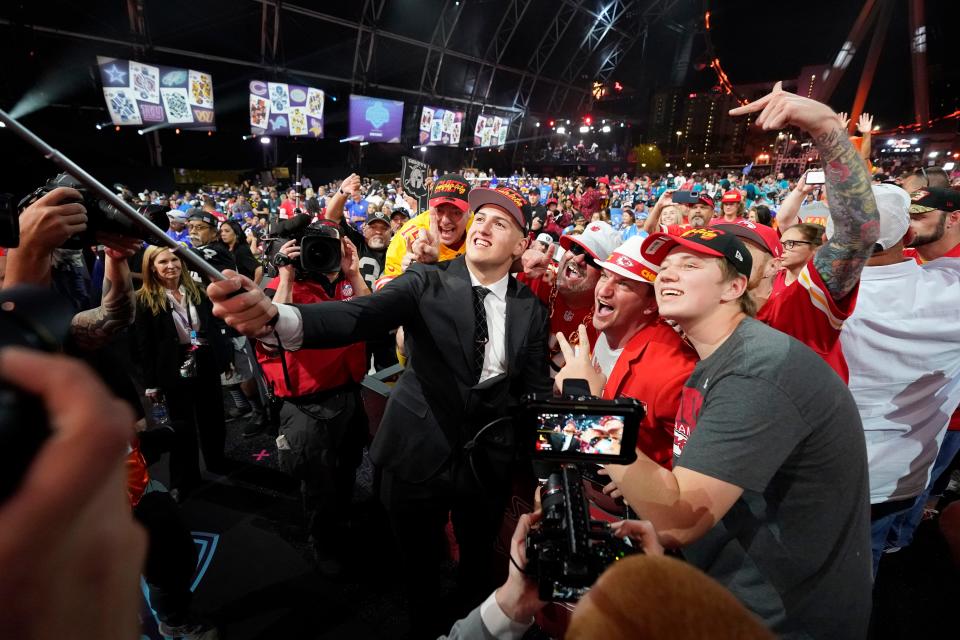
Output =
[
  {"x1": 730, "y1": 81, "x2": 879, "y2": 300},
  {"x1": 642, "y1": 188, "x2": 674, "y2": 235},
  {"x1": 407, "y1": 210, "x2": 441, "y2": 264},
  {"x1": 324, "y1": 173, "x2": 361, "y2": 224},
  {"x1": 521, "y1": 241, "x2": 554, "y2": 282},
  {"x1": 0, "y1": 348, "x2": 146, "y2": 640},
  {"x1": 857, "y1": 112, "x2": 874, "y2": 135},
  {"x1": 837, "y1": 111, "x2": 850, "y2": 131},
  {"x1": 775, "y1": 171, "x2": 817, "y2": 231},
  {"x1": 3, "y1": 187, "x2": 87, "y2": 287},
  {"x1": 554, "y1": 324, "x2": 605, "y2": 396}
]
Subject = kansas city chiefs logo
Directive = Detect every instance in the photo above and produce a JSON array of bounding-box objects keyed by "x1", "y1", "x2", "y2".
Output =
[
  {"x1": 589, "y1": 225, "x2": 601, "y2": 232},
  {"x1": 615, "y1": 255, "x2": 635, "y2": 268}
]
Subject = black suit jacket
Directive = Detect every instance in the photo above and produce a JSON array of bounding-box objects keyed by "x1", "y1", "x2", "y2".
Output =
[
  {"x1": 295, "y1": 256, "x2": 552, "y2": 483},
  {"x1": 135, "y1": 295, "x2": 231, "y2": 390}
]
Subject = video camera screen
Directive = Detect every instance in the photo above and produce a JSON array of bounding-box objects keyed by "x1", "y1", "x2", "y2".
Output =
[{"x1": 536, "y1": 412, "x2": 627, "y2": 458}]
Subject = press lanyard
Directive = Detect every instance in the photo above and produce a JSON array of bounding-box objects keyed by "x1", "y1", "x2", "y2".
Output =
[{"x1": 171, "y1": 298, "x2": 200, "y2": 346}]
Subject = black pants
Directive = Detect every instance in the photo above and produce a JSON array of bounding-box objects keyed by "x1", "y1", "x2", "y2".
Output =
[
  {"x1": 134, "y1": 491, "x2": 198, "y2": 626},
  {"x1": 278, "y1": 388, "x2": 367, "y2": 548},
  {"x1": 165, "y1": 347, "x2": 227, "y2": 489},
  {"x1": 381, "y1": 459, "x2": 510, "y2": 637}
]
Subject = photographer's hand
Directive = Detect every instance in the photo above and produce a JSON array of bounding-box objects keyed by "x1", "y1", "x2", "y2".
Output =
[
  {"x1": 271, "y1": 240, "x2": 300, "y2": 305},
  {"x1": 341, "y1": 237, "x2": 370, "y2": 297},
  {"x1": 610, "y1": 519, "x2": 665, "y2": 556},
  {"x1": 4, "y1": 187, "x2": 88, "y2": 288},
  {"x1": 495, "y1": 511, "x2": 546, "y2": 623},
  {"x1": 0, "y1": 348, "x2": 146, "y2": 640}
]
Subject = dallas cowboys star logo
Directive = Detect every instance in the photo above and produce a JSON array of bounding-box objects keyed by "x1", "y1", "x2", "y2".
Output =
[{"x1": 105, "y1": 64, "x2": 127, "y2": 84}]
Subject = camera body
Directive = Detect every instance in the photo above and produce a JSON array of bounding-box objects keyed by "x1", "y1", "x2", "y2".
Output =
[
  {"x1": 521, "y1": 389, "x2": 644, "y2": 601},
  {"x1": 16, "y1": 173, "x2": 169, "y2": 249},
  {"x1": 263, "y1": 218, "x2": 342, "y2": 279},
  {"x1": 525, "y1": 465, "x2": 636, "y2": 601},
  {"x1": 0, "y1": 287, "x2": 75, "y2": 503}
]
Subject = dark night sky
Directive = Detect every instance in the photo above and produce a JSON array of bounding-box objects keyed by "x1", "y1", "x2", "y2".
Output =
[{"x1": 706, "y1": 0, "x2": 959, "y2": 128}]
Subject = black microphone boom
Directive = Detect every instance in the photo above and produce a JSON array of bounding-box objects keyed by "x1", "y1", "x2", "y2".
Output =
[{"x1": 0, "y1": 109, "x2": 226, "y2": 283}]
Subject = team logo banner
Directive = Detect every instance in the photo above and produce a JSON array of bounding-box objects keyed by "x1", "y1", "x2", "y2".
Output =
[
  {"x1": 97, "y1": 56, "x2": 215, "y2": 130},
  {"x1": 419, "y1": 105, "x2": 464, "y2": 146},
  {"x1": 249, "y1": 80, "x2": 324, "y2": 138}
]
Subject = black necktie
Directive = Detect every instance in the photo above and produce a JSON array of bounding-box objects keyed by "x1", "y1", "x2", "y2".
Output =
[{"x1": 472, "y1": 286, "x2": 491, "y2": 380}]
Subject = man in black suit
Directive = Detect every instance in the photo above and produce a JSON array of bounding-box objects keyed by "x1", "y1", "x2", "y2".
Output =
[
  {"x1": 207, "y1": 184, "x2": 551, "y2": 634},
  {"x1": 549, "y1": 420, "x2": 585, "y2": 452}
]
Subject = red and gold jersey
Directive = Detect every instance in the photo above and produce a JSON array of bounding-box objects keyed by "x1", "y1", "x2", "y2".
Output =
[
  {"x1": 757, "y1": 259, "x2": 856, "y2": 381},
  {"x1": 375, "y1": 211, "x2": 473, "y2": 289}
]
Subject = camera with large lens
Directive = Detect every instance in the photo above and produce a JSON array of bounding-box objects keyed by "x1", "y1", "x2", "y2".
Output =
[
  {"x1": 266, "y1": 220, "x2": 342, "y2": 278},
  {"x1": 0, "y1": 286, "x2": 75, "y2": 503},
  {"x1": 521, "y1": 385, "x2": 644, "y2": 601},
  {"x1": 17, "y1": 173, "x2": 170, "y2": 249}
]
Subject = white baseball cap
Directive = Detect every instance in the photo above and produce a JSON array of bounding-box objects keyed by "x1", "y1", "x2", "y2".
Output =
[
  {"x1": 824, "y1": 184, "x2": 910, "y2": 250},
  {"x1": 594, "y1": 236, "x2": 661, "y2": 284},
  {"x1": 559, "y1": 220, "x2": 620, "y2": 261}
]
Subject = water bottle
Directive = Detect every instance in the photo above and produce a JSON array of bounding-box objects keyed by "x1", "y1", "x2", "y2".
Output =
[{"x1": 151, "y1": 396, "x2": 170, "y2": 427}]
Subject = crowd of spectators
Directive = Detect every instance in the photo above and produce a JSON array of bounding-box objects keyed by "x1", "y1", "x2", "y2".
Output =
[{"x1": 3, "y1": 83, "x2": 960, "y2": 640}]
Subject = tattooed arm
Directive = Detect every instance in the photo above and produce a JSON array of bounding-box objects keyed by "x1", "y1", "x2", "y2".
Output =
[
  {"x1": 71, "y1": 251, "x2": 135, "y2": 351},
  {"x1": 730, "y1": 82, "x2": 879, "y2": 301},
  {"x1": 810, "y1": 126, "x2": 879, "y2": 300}
]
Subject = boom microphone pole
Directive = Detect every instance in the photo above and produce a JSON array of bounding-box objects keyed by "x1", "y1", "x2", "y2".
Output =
[{"x1": 0, "y1": 109, "x2": 227, "y2": 283}]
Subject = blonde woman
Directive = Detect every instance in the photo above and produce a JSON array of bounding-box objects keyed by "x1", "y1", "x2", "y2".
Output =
[{"x1": 135, "y1": 246, "x2": 231, "y2": 495}]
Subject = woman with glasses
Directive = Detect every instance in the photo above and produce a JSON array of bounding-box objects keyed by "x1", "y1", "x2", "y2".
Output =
[{"x1": 775, "y1": 223, "x2": 825, "y2": 295}]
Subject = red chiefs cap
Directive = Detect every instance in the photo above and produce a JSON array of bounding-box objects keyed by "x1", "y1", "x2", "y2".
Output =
[
  {"x1": 713, "y1": 219, "x2": 783, "y2": 258},
  {"x1": 429, "y1": 174, "x2": 471, "y2": 213},
  {"x1": 641, "y1": 227, "x2": 753, "y2": 278},
  {"x1": 594, "y1": 236, "x2": 660, "y2": 284},
  {"x1": 467, "y1": 185, "x2": 532, "y2": 231},
  {"x1": 721, "y1": 190, "x2": 743, "y2": 204}
]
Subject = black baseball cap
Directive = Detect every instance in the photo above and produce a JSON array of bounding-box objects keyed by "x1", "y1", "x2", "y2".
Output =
[
  {"x1": 186, "y1": 208, "x2": 217, "y2": 228},
  {"x1": 641, "y1": 227, "x2": 752, "y2": 278},
  {"x1": 429, "y1": 174, "x2": 471, "y2": 213},
  {"x1": 910, "y1": 187, "x2": 960, "y2": 214},
  {"x1": 391, "y1": 207, "x2": 410, "y2": 219},
  {"x1": 367, "y1": 211, "x2": 391, "y2": 227},
  {"x1": 467, "y1": 185, "x2": 532, "y2": 232}
]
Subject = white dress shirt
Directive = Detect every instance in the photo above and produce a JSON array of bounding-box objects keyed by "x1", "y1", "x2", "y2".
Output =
[{"x1": 468, "y1": 268, "x2": 509, "y2": 383}]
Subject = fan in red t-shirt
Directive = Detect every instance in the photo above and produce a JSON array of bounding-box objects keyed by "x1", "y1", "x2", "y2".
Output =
[{"x1": 710, "y1": 190, "x2": 747, "y2": 226}]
